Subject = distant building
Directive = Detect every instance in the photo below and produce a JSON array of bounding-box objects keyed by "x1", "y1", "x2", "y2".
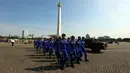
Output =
[
  {"x1": 22, "y1": 30, "x2": 24, "y2": 38},
  {"x1": 22, "y1": 30, "x2": 28, "y2": 38}
]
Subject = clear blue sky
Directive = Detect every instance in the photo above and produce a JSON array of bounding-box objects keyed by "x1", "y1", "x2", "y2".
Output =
[{"x1": 0, "y1": 0, "x2": 130, "y2": 38}]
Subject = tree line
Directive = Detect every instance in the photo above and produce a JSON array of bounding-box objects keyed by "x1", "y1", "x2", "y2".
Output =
[
  {"x1": 3, "y1": 34, "x2": 130, "y2": 42},
  {"x1": 86, "y1": 34, "x2": 130, "y2": 42}
]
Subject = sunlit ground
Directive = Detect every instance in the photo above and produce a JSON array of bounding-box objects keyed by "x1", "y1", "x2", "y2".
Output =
[{"x1": 0, "y1": 42, "x2": 130, "y2": 73}]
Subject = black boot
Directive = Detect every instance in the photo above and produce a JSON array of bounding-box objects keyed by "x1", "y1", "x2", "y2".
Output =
[
  {"x1": 49, "y1": 53, "x2": 51, "y2": 59},
  {"x1": 60, "y1": 59, "x2": 65, "y2": 70},
  {"x1": 44, "y1": 53, "x2": 45, "y2": 56},
  {"x1": 36, "y1": 48, "x2": 38, "y2": 51},
  {"x1": 60, "y1": 66, "x2": 64, "y2": 70},
  {"x1": 79, "y1": 58, "x2": 82, "y2": 61},
  {"x1": 85, "y1": 58, "x2": 89, "y2": 62},
  {"x1": 71, "y1": 60, "x2": 74, "y2": 68},
  {"x1": 76, "y1": 58, "x2": 80, "y2": 64},
  {"x1": 71, "y1": 64, "x2": 74, "y2": 68},
  {"x1": 12, "y1": 42, "x2": 13, "y2": 46}
]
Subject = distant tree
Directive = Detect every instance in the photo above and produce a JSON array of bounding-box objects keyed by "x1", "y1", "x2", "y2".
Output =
[
  {"x1": 7, "y1": 34, "x2": 11, "y2": 39},
  {"x1": 103, "y1": 36, "x2": 110, "y2": 39},
  {"x1": 91, "y1": 37, "x2": 96, "y2": 39},
  {"x1": 97, "y1": 36, "x2": 112, "y2": 41},
  {"x1": 28, "y1": 34, "x2": 32, "y2": 38},
  {"x1": 103, "y1": 36, "x2": 111, "y2": 41},
  {"x1": 86, "y1": 34, "x2": 90, "y2": 39},
  {"x1": 97, "y1": 37, "x2": 104, "y2": 41},
  {"x1": 9, "y1": 35, "x2": 20, "y2": 39},
  {"x1": 123, "y1": 38, "x2": 130, "y2": 42},
  {"x1": 117, "y1": 37, "x2": 122, "y2": 41},
  {"x1": 111, "y1": 38, "x2": 116, "y2": 41},
  {"x1": 9, "y1": 34, "x2": 11, "y2": 37}
]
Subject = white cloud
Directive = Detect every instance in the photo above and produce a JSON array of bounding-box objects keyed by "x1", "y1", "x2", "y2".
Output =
[{"x1": 119, "y1": 4, "x2": 123, "y2": 7}]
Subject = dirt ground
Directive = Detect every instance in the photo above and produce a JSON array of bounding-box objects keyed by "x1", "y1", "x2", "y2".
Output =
[{"x1": 0, "y1": 42, "x2": 130, "y2": 73}]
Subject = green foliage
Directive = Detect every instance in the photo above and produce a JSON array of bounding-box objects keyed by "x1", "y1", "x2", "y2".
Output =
[
  {"x1": 122, "y1": 38, "x2": 130, "y2": 42},
  {"x1": 7, "y1": 35, "x2": 20, "y2": 39}
]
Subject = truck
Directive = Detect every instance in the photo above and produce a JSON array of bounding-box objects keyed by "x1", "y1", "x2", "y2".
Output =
[{"x1": 85, "y1": 39, "x2": 107, "y2": 53}]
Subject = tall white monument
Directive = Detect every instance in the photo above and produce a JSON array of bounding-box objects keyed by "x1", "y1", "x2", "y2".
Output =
[{"x1": 57, "y1": 1, "x2": 62, "y2": 36}]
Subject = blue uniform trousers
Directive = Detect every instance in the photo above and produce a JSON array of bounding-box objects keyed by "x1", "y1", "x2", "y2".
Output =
[
  {"x1": 76, "y1": 48, "x2": 83, "y2": 59},
  {"x1": 70, "y1": 49, "x2": 77, "y2": 61},
  {"x1": 81, "y1": 47, "x2": 87, "y2": 59},
  {"x1": 49, "y1": 47, "x2": 53, "y2": 54}
]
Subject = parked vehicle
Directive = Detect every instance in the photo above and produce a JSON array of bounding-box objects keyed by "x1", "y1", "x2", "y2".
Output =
[{"x1": 85, "y1": 39, "x2": 107, "y2": 53}]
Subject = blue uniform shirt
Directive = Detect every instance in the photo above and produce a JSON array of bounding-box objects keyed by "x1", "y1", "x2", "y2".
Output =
[
  {"x1": 76, "y1": 40, "x2": 82, "y2": 49},
  {"x1": 55, "y1": 38, "x2": 61, "y2": 53},
  {"x1": 48, "y1": 40, "x2": 54, "y2": 49},
  {"x1": 70, "y1": 40, "x2": 76, "y2": 50},
  {"x1": 61, "y1": 39, "x2": 67, "y2": 51},
  {"x1": 81, "y1": 40, "x2": 85, "y2": 49},
  {"x1": 66, "y1": 40, "x2": 71, "y2": 53}
]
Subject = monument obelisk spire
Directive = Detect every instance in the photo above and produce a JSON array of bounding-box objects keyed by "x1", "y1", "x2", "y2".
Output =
[{"x1": 57, "y1": 1, "x2": 62, "y2": 36}]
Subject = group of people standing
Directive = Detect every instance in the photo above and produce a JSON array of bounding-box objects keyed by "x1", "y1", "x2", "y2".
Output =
[{"x1": 34, "y1": 34, "x2": 89, "y2": 70}]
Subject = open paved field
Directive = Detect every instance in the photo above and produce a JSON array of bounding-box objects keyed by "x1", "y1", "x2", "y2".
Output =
[{"x1": 0, "y1": 42, "x2": 130, "y2": 73}]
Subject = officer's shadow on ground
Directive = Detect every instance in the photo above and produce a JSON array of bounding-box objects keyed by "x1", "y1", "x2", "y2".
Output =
[
  {"x1": 26, "y1": 54, "x2": 57, "y2": 59},
  {"x1": 26, "y1": 49, "x2": 44, "y2": 54},
  {"x1": 26, "y1": 49, "x2": 36, "y2": 52},
  {"x1": 33, "y1": 59, "x2": 56, "y2": 62},
  {"x1": 25, "y1": 54, "x2": 57, "y2": 63},
  {"x1": 25, "y1": 63, "x2": 60, "y2": 71},
  {"x1": 25, "y1": 54, "x2": 60, "y2": 71},
  {"x1": 26, "y1": 54, "x2": 45, "y2": 56}
]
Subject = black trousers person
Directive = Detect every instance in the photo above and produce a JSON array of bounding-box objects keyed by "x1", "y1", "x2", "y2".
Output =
[{"x1": 12, "y1": 42, "x2": 14, "y2": 46}]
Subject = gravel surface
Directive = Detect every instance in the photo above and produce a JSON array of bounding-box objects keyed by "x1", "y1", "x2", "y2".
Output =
[{"x1": 0, "y1": 42, "x2": 130, "y2": 73}]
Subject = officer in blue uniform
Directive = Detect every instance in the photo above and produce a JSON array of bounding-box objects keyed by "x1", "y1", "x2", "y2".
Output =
[
  {"x1": 36, "y1": 39, "x2": 40, "y2": 51},
  {"x1": 81, "y1": 37, "x2": 89, "y2": 62},
  {"x1": 66, "y1": 38, "x2": 71, "y2": 55},
  {"x1": 46, "y1": 39, "x2": 50, "y2": 52},
  {"x1": 54, "y1": 37, "x2": 61, "y2": 64},
  {"x1": 37, "y1": 39, "x2": 42, "y2": 51},
  {"x1": 48, "y1": 38, "x2": 54, "y2": 58},
  {"x1": 70, "y1": 36, "x2": 78, "y2": 68},
  {"x1": 39, "y1": 39, "x2": 43, "y2": 52},
  {"x1": 76, "y1": 36, "x2": 83, "y2": 62},
  {"x1": 42, "y1": 38, "x2": 48, "y2": 56},
  {"x1": 33, "y1": 40, "x2": 36, "y2": 48},
  {"x1": 42, "y1": 38, "x2": 45, "y2": 53},
  {"x1": 60, "y1": 34, "x2": 69, "y2": 69}
]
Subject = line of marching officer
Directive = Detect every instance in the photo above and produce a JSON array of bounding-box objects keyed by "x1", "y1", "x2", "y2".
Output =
[{"x1": 33, "y1": 34, "x2": 89, "y2": 70}]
